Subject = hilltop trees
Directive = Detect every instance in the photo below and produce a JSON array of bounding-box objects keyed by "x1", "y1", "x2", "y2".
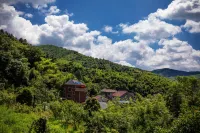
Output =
[{"x1": 0, "y1": 30, "x2": 200, "y2": 132}]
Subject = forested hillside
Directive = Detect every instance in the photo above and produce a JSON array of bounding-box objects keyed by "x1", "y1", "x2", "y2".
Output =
[
  {"x1": 0, "y1": 30, "x2": 200, "y2": 133},
  {"x1": 38, "y1": 45, "x2": 173, "y2": 95}
]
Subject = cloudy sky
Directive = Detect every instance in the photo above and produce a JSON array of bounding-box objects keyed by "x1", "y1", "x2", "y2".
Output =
[{"x1": 0, "y1": 0, "x2": 200, "y2": 71}]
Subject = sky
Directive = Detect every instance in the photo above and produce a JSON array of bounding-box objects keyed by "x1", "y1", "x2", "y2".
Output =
[{"x1": 0, "y1": 0, "x2": 200, "y2": 71}]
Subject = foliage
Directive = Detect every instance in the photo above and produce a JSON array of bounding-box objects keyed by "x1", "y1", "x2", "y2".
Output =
[
  {"x1": 29, "y1": 118, "x2": 49, "y2": 133},
  {"x1": 16, "y1": 88, "x2": 33, "y2": 106},
  {"x1": 84, "y1": 97, "x2": 100, "y2": 116},
  {"x1": 0, "y1": 30, "x2": 200, "y2": 132}
]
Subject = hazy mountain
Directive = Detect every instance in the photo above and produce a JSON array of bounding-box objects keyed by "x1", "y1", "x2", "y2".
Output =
[{"x1": 152, "y1": 68, "x2": 200, "y2": 77}]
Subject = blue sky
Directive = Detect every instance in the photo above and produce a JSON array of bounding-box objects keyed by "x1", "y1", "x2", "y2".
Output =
[{"x1": 0, "y1": 0, "x2": 200, "y2": 71}]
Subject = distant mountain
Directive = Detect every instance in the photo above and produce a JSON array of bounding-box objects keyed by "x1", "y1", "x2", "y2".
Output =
[{"x1": 152, "y1": 68, "x2": 200, "y2": 77}]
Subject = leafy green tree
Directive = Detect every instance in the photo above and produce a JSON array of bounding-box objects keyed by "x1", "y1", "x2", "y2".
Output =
[
  {"x1": 0, "y1": 90, "x2": 16, "y2": 106},
  {"x1": 16, "y1": 88, "x2": 33, "y2": 106},
  {"x1": 166, "y1": 83, "x2": 183, "y2": 117},
  {"x1": 30, "y1": 118, "x2": 49, "y2": 133},
  {"x1": 172, "y1": 111, "x2": 200, "y2": 133},
  {"x1": 49, "y1": 101, "x2": 62, "y2": 119},
  {"x1": 84, "y1": 97, "x2": 100, "y2": 116},
  {"x1": 61, "y1": 100, "x2": 86, "y2": 129}
]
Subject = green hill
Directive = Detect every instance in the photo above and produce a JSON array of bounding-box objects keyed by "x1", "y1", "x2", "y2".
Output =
[
  {"x1": 38, "y1": 44, "x2": 141, "y2": 72},
  {"x1": 1, "y1": 30, "x2": 200, "y2": 133},
  {"x1": 38, "y1": 44, "x2": 173, "y2": 95}
]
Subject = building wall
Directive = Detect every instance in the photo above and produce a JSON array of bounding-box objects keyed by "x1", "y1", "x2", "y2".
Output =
[
  {"x1": 64, "y1": 85, "x2": 86, "y2": 103},
  {"x1": 64, "y1": 85, "x2": 75, "y2": 100}
]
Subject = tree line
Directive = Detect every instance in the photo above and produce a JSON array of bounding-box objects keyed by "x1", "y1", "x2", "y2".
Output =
[{"x1": 0, "y1": 30, "x2": 200, "y2": 132}]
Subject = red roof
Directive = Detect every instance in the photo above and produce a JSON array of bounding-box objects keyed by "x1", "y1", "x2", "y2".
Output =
[
  {"x1": 112, "y1": 91, "x2": 127, "y2": 97},
  {"x1": 94, "y1": 95, "x2": 101, "y2": 101},
  {"x1": 101, "y1": 89, "x2": 117, "y2": 93}
]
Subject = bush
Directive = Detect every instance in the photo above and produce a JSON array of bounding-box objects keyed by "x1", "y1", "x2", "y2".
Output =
[
  {"x1": 0, "y1": 90, "x2": 16, "y2": 106},
  {"x1": 16, "y1": 88, "x2": 33, "y2": 106}
]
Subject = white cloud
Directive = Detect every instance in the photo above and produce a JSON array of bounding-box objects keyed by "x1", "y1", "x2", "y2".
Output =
[
  {"x1": 138, "y1": 38, "x2": 200, "y2": 71},
  {"x1": 0, "y1": 3, "x2": 42, "y2": 44},
  {"x1": 0, "y1": 0, "x2": 55, "y2": 8},
  {"x1": 0, "y1": 4, "x2": 96, "y2": 48},
  {"x1": 37, "y1": 5, "x2": 60, "y2": 15},
  {"x1": 83, "y1": 37, "x2": 154, "y2": 67},
  {"x1": 150, "y1": 0, "x2": 200, "y2": 22},
  {"x1": 47, "y1": 6, "x2": 60, "y2": 15},
  {"x1": 0, "y1": 1, "x2": 199, "y2": 71},
  {"x1": 64, "y1": 9, "x2": 74, "y2": 17},
  {"x1": 149, "y1": 0, "x2": 200, "y2": 34},
  {"x1": 120, "y1": 17, "x2": 181, "y2": 44},
  {"x1": 103, "y1": 25, "x2": 118, "y2": 34},
  {"x1": 25, "y1": 4, "x2": 31, "y2": 8},
  {"x1": 182, "y1": 20, "x2": 200, "y2": 33},
  {"x1": 24, "y1": 13, "x2": 33, "y2": 18},
  {"x1": 103, "y1": 25, "x2": 112, "y2": 32}
]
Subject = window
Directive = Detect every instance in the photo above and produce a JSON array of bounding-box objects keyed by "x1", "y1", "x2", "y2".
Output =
[
  {"x1": 68, "y1": 88, "x2": 71, "y2": 92},
  {"x1": 72, "y1": 91, "x2": 75, "y2": 95},
  {"x1": 67, "y1": 94, "x2": 71, "y2": 98}
]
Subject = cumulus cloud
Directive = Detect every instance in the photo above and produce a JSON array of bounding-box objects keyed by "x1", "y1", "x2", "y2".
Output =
[
  {"x1": 149, "y1": 0, "x2": 200, "y2": 34},
  {"x1": 48, "y1": 6, "x2": 60, "y2": 14},
  {"x1": 103, "y1": 25, "x2": 118, "y2": 34},
  {"x1": 38, "y1": 6, "x2": 60, "y2": 16},
  {"x1": 0, "y1": 3, "x2": 98, "y2": 48},
  {"x1": 24, "y1": 13, "x2": 33, "y2": 18},
  {"x1": 182, "y1": 20, "x2": 200, "y2": 33},
  {"x1": 138, "y1": 38, "x2": 200, "y2": 71},
  {"x1": 0, "y1": 0, "x2": 200, "y2": 71},
  {"x1": 0, "y1": 3, "x2": 42, "y2": 44},
  {"x1": 0, "y1": 0, "x2": 55, "y2": 8},
  {"x1": 82, "y1": 37, "x2": 154, "y2": 67},
  {"x1": 150, "y1": 0, "x2": 200, "y2": 22},
  {"x1": 120, "y1": 17, "x2": 181, "y2": 44},
  {"x1": 103, "y1": 25, "x2": 112, "y2": 32}
]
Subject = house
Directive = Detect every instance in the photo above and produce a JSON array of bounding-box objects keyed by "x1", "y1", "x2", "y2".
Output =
[
  {"x1": 63, "y1": 80, "x2": 87, "y2": 103},
  {"x1": 94, "y1": 95, "x2": 108, "y2": 102},
  {"x1": 100, "y1": 89, "x2": 134, "y2": 101},
  {"x1": 100, "y1": 89, "x2": 117, "y2": 99},
  {"x1": 112, "y1": 91, "x2": 134, "y2": 101}
]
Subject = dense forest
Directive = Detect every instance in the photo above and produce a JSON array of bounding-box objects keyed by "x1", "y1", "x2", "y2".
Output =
[{"x1": 0, "y1": 30, "x2": 200, "y2": 133}]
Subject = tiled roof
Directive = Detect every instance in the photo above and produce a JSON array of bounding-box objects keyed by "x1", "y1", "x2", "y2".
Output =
[
  {"x1": 66, "y1": 80, "x2": 84, "y2": 85},
  {"x1": 112, "y1": 91, "x2": 127, "y2": 97},
  {"x1": 101, "y1": 89, "x2": 117, "y2": 93}
]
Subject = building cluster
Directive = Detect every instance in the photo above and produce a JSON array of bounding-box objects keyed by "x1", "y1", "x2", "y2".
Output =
[
  {"x1": 95, "y1": 89, "x2": 134, "y2": 102},
  {"x1": 63, "y1": 80, "x2": 134, "y2": 104}
]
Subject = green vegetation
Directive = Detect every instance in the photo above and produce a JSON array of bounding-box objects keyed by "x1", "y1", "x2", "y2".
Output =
[{"x1": 0, "y1": 30, "x2": 200, "y2": 132}]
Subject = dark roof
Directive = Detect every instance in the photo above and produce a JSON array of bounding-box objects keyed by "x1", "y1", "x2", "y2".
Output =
[
  {"x1": 65, "y1": 80, "x2": 84, "y2": 85},
  {"x1": 112, "y1": 91, "x2": 127, "y2": 97},
  {"x1": 101, "y1": 89, "x2": 117, "y2": 93}
]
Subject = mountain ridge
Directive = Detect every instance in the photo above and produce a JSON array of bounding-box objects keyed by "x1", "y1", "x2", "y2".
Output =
[{"x1": 152, "y1": 68, "x2": 200, "y2": 77}]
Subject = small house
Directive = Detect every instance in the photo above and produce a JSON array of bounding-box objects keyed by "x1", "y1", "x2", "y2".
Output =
[
  {"x1": 63, "y1": 80, "x2": 87, "y2": 103},
  {"x1": 100, "y1": 89, "x2": 117, "y2": 99},
  {"x1": 112, "y1": 91, "x2": 134, "y2": 101},
  {"x1": 100, "y1": 89, "x2": 134, "y2": 101}
]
